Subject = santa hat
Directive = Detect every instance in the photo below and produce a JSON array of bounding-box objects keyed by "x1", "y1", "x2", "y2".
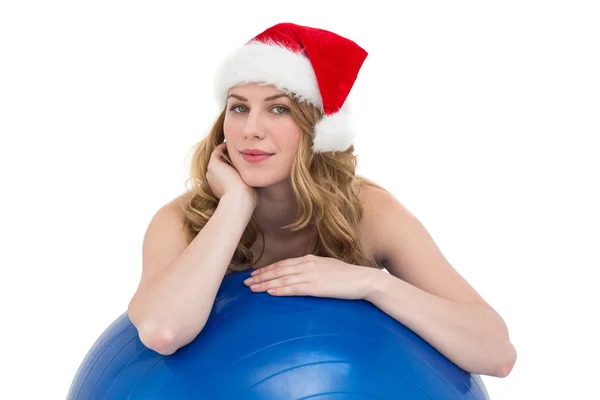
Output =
[{"x1": 214, "y1": 23, "x2": 368, "y2": 153}]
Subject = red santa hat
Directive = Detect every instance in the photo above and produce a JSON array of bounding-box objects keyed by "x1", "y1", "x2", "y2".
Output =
[{"x1": 214, "y1": 22, "x2": 368, "y2": 153}]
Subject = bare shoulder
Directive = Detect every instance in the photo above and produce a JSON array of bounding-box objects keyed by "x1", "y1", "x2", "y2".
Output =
[
  {"x1": 163, "y1": 187, "x2": 194, "y2": 209},
  {"x1": 358, "y1": 182, "x2": 409, "y2": 229},
  {"x1": 358, "y1": 181, "x2": 437, "y2": 265},
  {"x1": 358, "y1": 181, "x2": 493, "y2": 308},
  {"x1": 357, "y1": 182, "x2": 397, "y2": 264}
]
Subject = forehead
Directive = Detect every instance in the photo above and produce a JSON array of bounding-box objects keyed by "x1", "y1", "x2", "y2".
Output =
[{"x1": 228, "y1": 83, "x2": 289, "y2": 98}]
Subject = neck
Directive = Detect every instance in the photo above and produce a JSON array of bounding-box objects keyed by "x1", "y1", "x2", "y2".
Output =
[{"x1": 252, "y1": 180, "x2": 303, "y2": 238}]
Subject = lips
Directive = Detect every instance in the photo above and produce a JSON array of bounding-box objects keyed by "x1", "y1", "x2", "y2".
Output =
[
  {"x1": 241, "y1": 151, "x2": 274, "y2": 156},
  {"x1": 241, "y1": 152, "x2": 273, "y2": 163}
]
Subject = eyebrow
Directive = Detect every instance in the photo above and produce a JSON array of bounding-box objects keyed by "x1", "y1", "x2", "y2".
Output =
[{"x1": 227, "y1": 93, "x2": 289, "y2": 102}]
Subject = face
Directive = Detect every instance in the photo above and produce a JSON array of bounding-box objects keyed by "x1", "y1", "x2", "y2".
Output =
[{"x1": 223, "y1": 83, "x2": 303, "y2": 188}]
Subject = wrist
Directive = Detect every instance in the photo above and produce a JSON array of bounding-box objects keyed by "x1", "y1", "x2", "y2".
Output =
[
  {"x1": 362, "y1": 268, "x2": 391, "y2": 302},
  {"x1": 221, "y1": 190, "x2": 256, "y2": 214},
  {"x1": 223, "y1": 189, "x2": 256, "y2": 207}
]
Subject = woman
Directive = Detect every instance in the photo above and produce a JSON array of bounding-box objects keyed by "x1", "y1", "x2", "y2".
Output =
[{"x1": 127, "y1": 22, "x2": 517, "y2": 378}]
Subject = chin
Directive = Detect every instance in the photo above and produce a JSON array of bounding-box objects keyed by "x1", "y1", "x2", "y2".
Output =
[
  {"x1": 240, "y1": 174, "x2": 274, "y2": 188},
  {"x1": 240, "y1": 173, "x2": 288, "y2": 188}
]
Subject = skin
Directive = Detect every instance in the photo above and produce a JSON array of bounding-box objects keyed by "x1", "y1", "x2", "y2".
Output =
[
  {"x1": 242, "y1": 186, "x2": 518, "y2": 377},
  {"x1": 223, "y1": 83, "x2": 306, "y2": 240},
  {"x1": 221, "y1": 83, "x2": 517, "y2": 378}
]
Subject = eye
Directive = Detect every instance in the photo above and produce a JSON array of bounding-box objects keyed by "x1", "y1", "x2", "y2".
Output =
[
  {"x1": 272, "y1": 105, "x2": 289, "y2": 114},
  {"x1": 230, "y1": 105, "x2": 248, "y2": 113}
]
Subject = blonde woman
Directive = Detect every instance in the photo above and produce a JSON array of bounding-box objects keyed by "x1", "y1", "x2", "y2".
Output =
[{"x1": 127, "y1": 22, "x2": 516, "y2": 379}]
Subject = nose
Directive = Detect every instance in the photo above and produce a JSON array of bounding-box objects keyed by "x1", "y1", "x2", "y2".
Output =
[{"x1": 241, "y1": 110, "x2": 265, "y2": 140}]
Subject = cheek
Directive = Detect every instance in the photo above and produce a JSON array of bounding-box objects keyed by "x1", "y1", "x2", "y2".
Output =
[
  {"x1": 223, "y1": 114, "x2": 242, "y2": 136},
  {"x1": 222, "y1": 118, "x2": 233, "y2": 136},
  {"x1": 278, "y1": 132, "x2": 303, "y2": 166},
  {"x1": 284, "y1": 128, "x2": 303, "y2": 152}
]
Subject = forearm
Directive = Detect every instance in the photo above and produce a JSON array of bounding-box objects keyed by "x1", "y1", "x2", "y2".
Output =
[
  {"x1": 364, "y1": 270, "x2": 516, "y2": 377},
  {"x1": 129, "y1": 192, "x2": 255, "y2": 354}
]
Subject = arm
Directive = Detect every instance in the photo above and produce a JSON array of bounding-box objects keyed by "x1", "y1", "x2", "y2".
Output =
[
  {"x1": 127, "y1": 191, "x2": 256, "y2": 355},
  {"x1": 364, "y1": 270, "x2": 515, "y2": 377},
  {"x1": 361, "y1": 187, "x2": 517, "y2": 377}
]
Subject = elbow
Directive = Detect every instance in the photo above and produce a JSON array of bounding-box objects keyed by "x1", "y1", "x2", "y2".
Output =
[
  {"x1": 127, "y1": 305, "x2": 204, "y2": 356},
  {"x1": 138, "y1": 326, "x2": 179, "y2": 356},
  {"x1": 127, "y1": 292, "x2": 211, "y2": 356},
  {"x1": 127, "y1": 300, "x2": 181, "y2": 356},
  {"x1": 140, "y1": 325, "x2": 207, "y2": 356},
  {"x1": 131, "y1": 316, "x2": 183, "y2": 356},
  {"x1": 491, "y1": 341, "x2": 517, "y2": 378},
  {"x1": 482, "y1": 309, "x2": 517, "y2": 378}
]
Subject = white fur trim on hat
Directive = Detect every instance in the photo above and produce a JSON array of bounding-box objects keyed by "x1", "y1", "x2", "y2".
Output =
[
  {"x1": 214, "y1": 41, "x2": 323, "y2": 109},
  {"x1": 312, "y1": 102, "x2": 355, "y2": 153}
]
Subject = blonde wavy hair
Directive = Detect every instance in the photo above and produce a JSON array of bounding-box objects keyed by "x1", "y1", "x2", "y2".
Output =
[{"x1": 181, "y1": 93, "x2": 386, "y2": 274}]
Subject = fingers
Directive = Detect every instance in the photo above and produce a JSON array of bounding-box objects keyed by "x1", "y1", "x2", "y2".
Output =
[
  {"x1": 245, "y1": 264, "x2": 300, "y2": 286},
  {"x1": 209, "y1": 146, "x2": 221, "y2": 164},
  {"x1": 208, "y1": 143, "x2": 233, "y2": 170},
  {"x1": 250, "y1": 255, "x2": 312, "y2": 276},
  {"x1": 246, "y1": 273, "x2": 310, "y2": 294},
  {"x1": 244, "y1": 255, "x2": 321, "y2": 297},
  {"x1": 268, "y1": 283, "x2": 312, "y2": 296},
  {"x1": 213, "y1": 143, "x2": 226, "y2": 158}
]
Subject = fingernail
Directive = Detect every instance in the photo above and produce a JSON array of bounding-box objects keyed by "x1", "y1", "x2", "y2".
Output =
[
  {"x1": 244, "y1": 278, "x2": 253, "y2": 285},
  {"x1": 250, "y1": 284, "x2": 259, "y2": 290}
]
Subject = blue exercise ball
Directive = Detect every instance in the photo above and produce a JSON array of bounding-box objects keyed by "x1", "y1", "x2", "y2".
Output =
[{"x1": 67, "y1": 270, "x2": 489, "y2": 399}]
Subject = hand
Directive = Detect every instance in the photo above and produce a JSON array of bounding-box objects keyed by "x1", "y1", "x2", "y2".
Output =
[
  {"x1": 243, "y1": 254, "x2": 377, "y2": 300},
  {"x1": 207, "y1": 142, "x2": 257, "y2": 202}
]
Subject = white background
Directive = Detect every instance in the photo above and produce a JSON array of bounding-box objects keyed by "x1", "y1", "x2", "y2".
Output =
[{"x1": 1, "y1": 1, "x2": 598, "y2": 399}]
